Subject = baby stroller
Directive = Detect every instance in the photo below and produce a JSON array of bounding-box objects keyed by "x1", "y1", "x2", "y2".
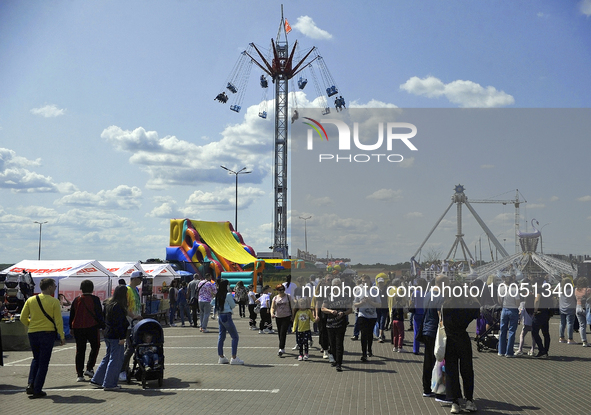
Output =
[
  {"x1": 475, "y1": 305, "x2": 502, "y2": 352},
  {"x1": 128, "y1": 318, "x2": 165, "y2": 388}
]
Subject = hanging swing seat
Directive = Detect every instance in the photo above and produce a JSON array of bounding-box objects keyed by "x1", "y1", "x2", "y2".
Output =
[
  {"x1": 298, "y1": 77, "x2": 308, "y2": 89},
  {"x1": 258, "y1": 111, "x2": 267, "y2": 119},
  {"x1": 322, "y1": 107, "x2": 331, "y2": 115},
  {"x1": 260, "y1": 77, "x2": 268, "y2": 88},
  {"x1": 227, "y1": 82, "x2": 238, "y2": 94},
  {"x1": 326, "y1": 86, "x2": 338, "y2": 97},
  {"x1": 230, "y1": 105, "x2": 241, "y2": 113}
]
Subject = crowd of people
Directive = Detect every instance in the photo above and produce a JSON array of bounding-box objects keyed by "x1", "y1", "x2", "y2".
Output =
[{"x1": 16, "y1": 268, "x2": 591, "y2": 414}]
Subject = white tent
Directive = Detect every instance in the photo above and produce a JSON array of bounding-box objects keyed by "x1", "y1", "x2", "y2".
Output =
[
  {"x1": 2, "y1": 260, "x2": 116, "y2": 301},
  {"x1": 138, "y1": 263, "x2": 178, "y2": 298}
]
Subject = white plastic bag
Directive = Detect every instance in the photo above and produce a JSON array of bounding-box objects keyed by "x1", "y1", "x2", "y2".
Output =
[
  {"x1": 434, "y1": 324, "x2": 447, "y2": 361},
  {"x1": 431, "y1": 360, "x2": 446, "y2": 395}
]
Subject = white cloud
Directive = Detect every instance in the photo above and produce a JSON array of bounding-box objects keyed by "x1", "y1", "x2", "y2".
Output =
[
  {"x1": 366, "y1": 188, "x2": 402, "y2": 202},
  {"x1": 577, "y1": 195, "x2": 591, "y2": 202},
  {"x1": 306, "y1": 194, "x2": 333, "y2": 206},
  {"x1": 55, "y1": 208, "x2": 136, "y2": 230},
  {"x1": 400, "y1": 76, "x2": 515, "y2": 108},
  {"x1": 528, "y1": 203, "x2": 546, "y2": 209},
  {"x1": 349, "y1": 99, "x2": 398, "y2": 109},
  {"x1": 30, "y1": 104, "x2": 66, "y2": 117},
  {"x1": 400, "y1": 157, "x2": 414, "y2": 168},
  {"x1": 183, "y1": 186, "x2": 265, "y2": 216},
  {"x1": 0, "y1": 147, "x2": 77, "y2": 193},
  {"x1": 580, "y1": 0, "x2": 591, "y2": 16},
  {"x1": 146, "y1": 198, "x2": 183, "y2": 218},
  {"x1": 481, "y1": 164, "x2": 494, "y2": 169},
  {"x1": 55, "y1": 185, "x2": 142, "y2": 209},
  {"x1": 292, "y1": 16, "x2": 333, "y2": 40},
  {"x1": 549, "y1": 196, "x2": 559, "y2": 202}
]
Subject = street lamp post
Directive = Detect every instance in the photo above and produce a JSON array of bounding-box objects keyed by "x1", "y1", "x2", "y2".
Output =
[
  {"x1": 34, "y1": 221, "x2": 48, "y2": 260},
  {"x1": 299, "y1": 216, "x2": 311, "y2": 253},
  {"x1": 540, "y1": 223, "x2": 550, "y2": 254},
  {"x1": 220, "y1": 166, "x2": 251, "y2": 232}
]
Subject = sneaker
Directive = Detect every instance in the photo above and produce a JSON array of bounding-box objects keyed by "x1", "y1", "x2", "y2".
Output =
[
  {"x1": 170, "y1": 323, "x2": 177, "y2": 327},
  {"x1": 515, "y1": 351, "x2": 524, "y2": 356},
  {"x1": 534, "y1": 352, "x2": 548, "y2": 359},
  {"x1": 398, "y1": 348, "x2": 405, "y2": 353},
  {"x1": 269, "y1": 330, "x2": 276, "y2": 334},
  {"x1": 181, "y1": 323, "x2": 185, "y2": 327},
  {"x1": 436, "y1": 397, "x2": 453, "y2": 404},
  {"x1": 423, "y1": 392, "x2": 436, "y2": 397},
  {"x1": 202, "y1": 329, "x2": 210, "y2": 333},
  {"x1": 298, "y1": 355, "x2": 303, "y2": 361},
  {"x1": 230, "y1": 357, "x2": 244, "y2": 365},
  {"x1": 558, "y1": 338, "x2": 566, "y2": 343},
  {"x1": 259, "y1": 330, "x2": 264, "y2": 334},
  {"x1": 263, "y1": 329, "x2": 272, "y2": 334},
  {"x1": 303, "y1": 354, "x2": 309, "y2": 361},
  {"x1": 393, "y1": 347, "x2": 398, "y2": 352},
  {"x1": 583, "y1": 342, "x2": 590, "y2": 347},
  {"x1": 103, "y1": 385, "x2": 122, "y2": 391},
  {"x1": 527, "y1": 349, "x2": 535, "y2": 356},
  {"x1": 567, "y1": 340, "x2": 576, "y2": 345},
  {"x1": 218, "y1": 356, "x2": 230, "y2": 364},
  {"x1": 89, "y1": 381, "x2": 103, "y2": 388},
  {"x1": 76, "y1": 376, "x2": 86, "y2": 382},
  {"x1": 465, "y1": 400, "x2": 478, "y2": 412},
  {"x1": 350, "y1": 336, "x2": 359, "y2": 341},
  {"x1": 323, "y1": 351, "x2": 329, "y2": 359},
  {"x1": 378, "y1": 338, "x2": 384, "y2": 343},
  {"x1": 83, "y1": 369, "x2": 94, "y2": 377},
  {"x1": 450, "y1": 403, "x2": 461, "y2": 413},
  {"x1": 328, "y1": 354, "x2": 335, "y2": 363},
  {"x1": 335, "y1": 365, "x2": 342, "y2": 372},
  {"x1": 505, "y1": 354, "x2": 514, "y2": 358},
  {"x1": 360, "y1": 355, "x2": 367, "y2": 362},
  {"x1": 292, "y1": 344, "x2": 299, "y2": 350},
  {"x1": 118, "y1": 372, "x2": 127, "y2": 382}
]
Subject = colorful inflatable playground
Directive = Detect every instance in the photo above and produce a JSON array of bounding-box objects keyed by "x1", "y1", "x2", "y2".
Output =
[{"x1": 165, "y1": 219, "x2": 305, "y2": 290}]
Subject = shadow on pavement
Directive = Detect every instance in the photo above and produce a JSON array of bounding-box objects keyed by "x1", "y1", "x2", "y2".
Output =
[{"x1": 474, "y1": 398, "x2": 540, "y2": 414}]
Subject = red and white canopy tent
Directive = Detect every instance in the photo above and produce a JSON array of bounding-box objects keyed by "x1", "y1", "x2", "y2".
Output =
[{"x1": 2, "y1": 260, "x2": 116, "y2": 301}]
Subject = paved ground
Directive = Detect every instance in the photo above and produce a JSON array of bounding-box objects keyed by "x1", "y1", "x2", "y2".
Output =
[{"x1": 1, "y1": 316, "x2": 589, "y2": 415}]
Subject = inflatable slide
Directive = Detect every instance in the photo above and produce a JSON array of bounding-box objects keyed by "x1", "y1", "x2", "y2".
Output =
[{"x1": 166, "y1": 219, "x2": 258, "y2": 280}]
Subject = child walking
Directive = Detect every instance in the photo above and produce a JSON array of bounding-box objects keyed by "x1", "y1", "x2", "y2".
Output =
[
  {"x1": 390, "y1": 289, "x2": 405, "y2": 353},
  {"x1": 292, "y1": 298, "x2": 318, "y2": 361}
]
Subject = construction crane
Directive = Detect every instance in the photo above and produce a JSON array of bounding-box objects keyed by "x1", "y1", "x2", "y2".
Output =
[
  {"x1": 413, "y1": 185, "x2": 526, "y2": 263},
  {"x1": 468, "y1": 189, "x2": 525, "y2": 255}
]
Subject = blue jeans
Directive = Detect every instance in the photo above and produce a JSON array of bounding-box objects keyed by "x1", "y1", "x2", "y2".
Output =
[
  {"x1": 28, "y1": 331, "x2": 56, "y2": 394},
  {"x1": 499, "y1": 308, "x2": 519, "y2": 356},
  {"x1": 92, "y1": 338, "x2": 125, "y2": 388},
  {"x1": 199, "y1": 301, "x2": 212, "y2": 329},
  {"x1": 413, "y1": 313, "x2": 424, "y2": 354},
  {"x1": 178, "y1": 302, "x2": 192, "y2": 325},
  {"x1": 218, "y1": 313, "x2": 239, "y2": 357},
  {"x1": 169, "y1": 303, "x2": 177, "y2": 325},
  {"x1": 376, "y1": 309, "x2": 388, "y2": 331},
  {"x1": 559, "y1": 313, "x2": 575, "y2": 340},
  {"x1": 576, "y1": 307, "x2": 588, "y2": 343}
]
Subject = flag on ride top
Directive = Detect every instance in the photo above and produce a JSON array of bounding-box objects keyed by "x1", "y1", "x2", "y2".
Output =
[{"x1": 285, "y1": 19, "x2": 292, "y2": 34}]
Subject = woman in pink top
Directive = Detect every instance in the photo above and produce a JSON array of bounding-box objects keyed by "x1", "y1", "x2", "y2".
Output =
[{"x1": 574, "y1": 276, "x2": 591, "y2": 347}]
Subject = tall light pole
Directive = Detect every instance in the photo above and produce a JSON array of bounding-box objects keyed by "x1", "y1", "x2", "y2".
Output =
[
  {"x1": 540, "y1": 223, "x2": 550, "y2": 254},
  {"x1": 220, "y1": 166, "x2": 251, "y2": 232},
  {"x1": 34, "y1": 221, "x2": 48, "y2": 260},
  {"x1": 299, "y1": 215, "x2": 311, "y2": 253}
]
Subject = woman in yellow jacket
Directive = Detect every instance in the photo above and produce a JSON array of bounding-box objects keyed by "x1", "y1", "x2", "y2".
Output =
[{"x1": 20, "y1": 278, "x2": 66, "y2": 399}]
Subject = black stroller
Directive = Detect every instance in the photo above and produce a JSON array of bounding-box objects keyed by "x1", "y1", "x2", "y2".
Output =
[
  {"x1": 475, "y1": 305, "x2": 502, "y2": 352},
  {"x1": 128, "y1": 318, "x2": 165, "y2": 388}
]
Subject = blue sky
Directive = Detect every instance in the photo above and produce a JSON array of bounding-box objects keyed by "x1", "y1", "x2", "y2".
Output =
[{"x1": 1, "y1": 0, "x2": 590, "y2": 265}]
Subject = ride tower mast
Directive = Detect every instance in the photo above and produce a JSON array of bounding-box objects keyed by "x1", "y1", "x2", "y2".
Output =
[{"x1": 245, "y1": 7, "x2": 318, "y2": 258}]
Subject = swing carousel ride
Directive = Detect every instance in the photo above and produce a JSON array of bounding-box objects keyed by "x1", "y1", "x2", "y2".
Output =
[{"x1": 214, "y1": 6, "x2": 344, "y2": 258}]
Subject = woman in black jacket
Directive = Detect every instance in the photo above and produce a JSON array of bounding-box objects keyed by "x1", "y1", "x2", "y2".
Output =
[{"x1": 90, "y1": 285, "x2": 130, "y2": 391}]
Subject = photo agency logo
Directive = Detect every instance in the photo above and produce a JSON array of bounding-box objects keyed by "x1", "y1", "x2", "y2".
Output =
[{"x1": 302, "y1": 117, "x2": 418, "y2": 163}]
